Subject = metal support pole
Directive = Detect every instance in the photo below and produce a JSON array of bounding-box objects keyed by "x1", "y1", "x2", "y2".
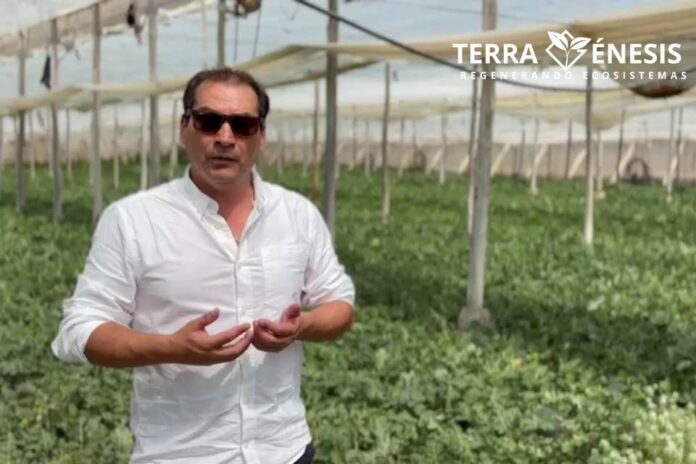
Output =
[
  {"x1": 381, "y1": 62, "x2": 391, "y2": 226},
  {"x1": 91, "y1": 4, "x2": 103, "y2": 221},
  {"x1": 583, "y1": 69, "x2": 595, "y2": 246},
  {"x1": 148, "y1": 0, "x2": 160, "y2": 187},
  {"x1": 217, "y1": 0, "x2": 225, "y2": 67},
  {"x1": 322, "y1": 0, "x2": 339, "y2": 238},
  {"x1": 460, "y1": 0, "x2": 496, "y2": 330},
  {"x1": 15, "y1": 31, "x2": 26, "y2": 212},
  {"x1": 50, "y1": 18, "x2": 63, "y2": 221}
]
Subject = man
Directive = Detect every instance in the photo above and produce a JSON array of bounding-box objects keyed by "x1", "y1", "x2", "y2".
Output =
[{"x1": 51, "y1": 68, "x2": 355, "y2": 464}]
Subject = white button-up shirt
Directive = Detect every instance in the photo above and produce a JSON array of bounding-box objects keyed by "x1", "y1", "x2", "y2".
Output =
[{"x1": 51, "y1": 168, "x2": 355, "y2": 464}]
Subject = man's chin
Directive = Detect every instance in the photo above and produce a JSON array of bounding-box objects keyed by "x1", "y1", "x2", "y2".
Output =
[{"x1": 207, "y1": 167, "x2": 247, "y2": 185}]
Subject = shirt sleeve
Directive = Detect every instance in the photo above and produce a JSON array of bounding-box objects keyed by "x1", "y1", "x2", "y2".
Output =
[
  {"x1": 301, "y1": 203, "x2": 356, "y2": 309},
  {"x1": 51, "y1": 203, "x2": 139, "y2": 364}
]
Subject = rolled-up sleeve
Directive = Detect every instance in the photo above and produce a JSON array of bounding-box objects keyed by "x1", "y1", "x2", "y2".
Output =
[
  {"x1": 51, "y1": 203, "x2": 138, "y2": 364},
  {"x1": 302, "y1": 204, "x2": 355, "y2": 309}
]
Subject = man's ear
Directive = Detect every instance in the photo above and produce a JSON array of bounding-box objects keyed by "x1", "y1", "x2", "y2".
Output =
[
  {"x1": 179, "y1": 115, "x2": 188, "y2": 145},
  {"x1": 259, "y1": 127, "x2": 267, "y2": 153}
]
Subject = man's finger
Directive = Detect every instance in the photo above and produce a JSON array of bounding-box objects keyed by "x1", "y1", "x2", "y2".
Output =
[
  {"x1": 251, "y1": 328, "x2": 285, "y2": 352},
  {"x1": 255, "y1": 319, "x2": 297, "y2": 338},
  {"x1": 280, "y1": 304, "x2": 301, "y2": 323},
  {"x1": 206, "y1": 323, "x2": 251, "y2": 349},
  {"x1": 189, "y1": 308, "x2": 220, "y2": 331},
  {"x1": 215, "y1": 330, "x2": 254, "y2": 360}
]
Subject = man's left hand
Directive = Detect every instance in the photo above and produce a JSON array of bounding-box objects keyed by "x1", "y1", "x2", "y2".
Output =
[{"x1": 251, "y1": 304, "x2": 302, "y2": 353}]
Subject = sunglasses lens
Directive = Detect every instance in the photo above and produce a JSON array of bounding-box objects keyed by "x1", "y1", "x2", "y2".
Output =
[
  {"x1": 190, "y1": 111, "x2": 261, "y2": 136},
  {"x1": 192, "y1": 112, "x2": 225, "y2": 134},
  {"x1": 230, "y1": 116, "x2": 260, "y2": 136}
]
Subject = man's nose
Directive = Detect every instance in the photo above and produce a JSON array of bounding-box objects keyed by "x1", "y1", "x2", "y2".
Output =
[{"x1": 215, "y1": 121, "x2": 236, "y2": 144}]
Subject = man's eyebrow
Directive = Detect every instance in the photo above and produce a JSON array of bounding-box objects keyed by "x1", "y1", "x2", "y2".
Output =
[{"x1": 194, "y1": 107, "x2": 258, "y2": 117}]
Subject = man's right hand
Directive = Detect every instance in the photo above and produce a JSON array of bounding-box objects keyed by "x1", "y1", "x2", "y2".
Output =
[{"x1": 167, "y1": 308, "x2": 253, "y2": 365}]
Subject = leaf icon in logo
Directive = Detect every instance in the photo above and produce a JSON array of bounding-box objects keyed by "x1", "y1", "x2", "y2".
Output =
[
  {"x1": 548, "y1": 31, "x2": 569, "y2": 51},
  {"x1": 570, "y1": 37, "x2": 591, "y2": 51}
]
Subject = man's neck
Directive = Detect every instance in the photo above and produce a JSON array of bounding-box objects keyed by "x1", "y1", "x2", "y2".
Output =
[{"x1": 190, "y1": 169, "x2": 255, "y2": 217}]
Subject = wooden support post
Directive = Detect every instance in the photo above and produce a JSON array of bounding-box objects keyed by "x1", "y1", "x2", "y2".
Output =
[
  {"x1": 364, "y1": 121, "x2": 371, "y2": 177},
  {"x1": 335, "y1": 140, "x2": 343, "y2": 179},
  {"x1": 278, "y1": 125, "x2": 285, "y2": 177},
  {"x1": 351, "y1": 111, "x2": 358, "y2": 170},
  {"x1": 439, "y1": 114, "x2": 447, "y2": 185},
  {"x1": 596, "y1": 131, "x2": 605, "y2": 198},
  {"x1": 612, "y1": 109, "x2": 625, "y2": 184},
  {"x1": 139, "y1": 100, "x2": 148, "y2": 190},
  {"x1": 489, "y1": 143, "x2": 511, "y2": 176},
  {"x1": 529, "y1": 118, "x2": 539, "y2": 178},
  {"x1": 302, "y1": 119, "x2": 309, "y2": 177},
  {"x1": 460, "y1": 0, "x2": 496, "y2": 330},
  {"x1": 50, "y1": 18, "x2": 63, "y2": 221},
  {"x1": 467, "y1": 68, "x2": 479, "y2": 175},
  {"x1": 233, "y1": 10, "x2": 239, "y2": 63},
  {"x1": 322, "y1": 0, "x2": 339, "y2": 237},
  {"x1": 47, "y1": 108, "x2": 54, "y2": 180},
  {"x1": 217, "y1": 0, "x2": 225, "y2": 67},
  {"x1": 614, "y1": 142, "x2": 636, "y2": 182},
  {"x1": 381, "y1": 62, "x2": 391, "y2": 226},
  {"x1": 676, "y1": 107, "x2": 684, "y2": 182},
  {"x1": 91, "y1": 4, "x2": 103, "y2": 221},
  {"x1": 467, "y1": 81, "x2": 479, "y2": 237},
  {"x1": 670, "y1": 140, "x2": 683, "y2": 185},
  {"x1": 516, "y1": 122, "x2": 526, "y2": 177},
  {"x1": 583, "y1": 68, "x2": 594, "y2": 246},
  {"x1": 65, "y1": 109, "x2": 72, "y2": 183},
  {"x1": 200, "y1": 0, "x2": 208, "y2": 68},
  {"x1": 529, "y1": 144, "x2": 547, "y2": 196},
  {"x1": 666, "y1": 108, "x2": 675, "y2": 203},
  {"x1": 399, "y1": 120, "x2": 416, "y2": 177},
  {"x1": 564, "y1": 119, "x2": 572, "y2": 179},
  {"x1": 291, "y1": 123, "x2": 298, "y2": 167},
  {"x1": 467, "y1": 74, "x2": 480, "y2": 237},
  {"x1": 426, "y1": 147, "x2": 444, "y2": 174},
  {"x1": 398, "y1": 116, "x2": 405, "y2": 175},
  {"x1": 113, "y1": 107, "x2": 120, "y2": 189},
  {"x1": 169, "y1": 99, "x2": 178, "y2": 180},
  {"x1": 568, "y1": 148, "x2": 587, "y2": 178},
  {"x1": 148, "y1": 0, "x2": 160, "y2": 187},
  {"x1": 311, "y1": 82, "x2": 320, "y2": 203},
  {"x1": 28, "y1": 111, "x2": 35, "y2": 181},
  {"x1": 15, "y1": 31, "x2": 27, "y2": 212},
  {"x1": 0, "y1": 116, "x2": 4, "y2": 196},
  {"x1": 458, "y1": 153, "x2": 470, "y2": 175}
]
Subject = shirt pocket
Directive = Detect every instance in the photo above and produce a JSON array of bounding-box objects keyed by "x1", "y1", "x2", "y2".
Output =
[{"x1": 260, "y1": 243, "x2": 309, "y2": 316}]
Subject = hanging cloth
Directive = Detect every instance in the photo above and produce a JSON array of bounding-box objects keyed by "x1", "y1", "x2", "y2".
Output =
[
  {"x1": 126, "y1": 2, "x2": 144, "y2": 44},
  {"x1": 40, "y1": 55, "x2": 51, "y2": 89}
]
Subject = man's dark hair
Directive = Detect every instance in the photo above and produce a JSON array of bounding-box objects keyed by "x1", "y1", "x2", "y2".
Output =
[{"x1": 181, "y1": 67, "x2": 270, "y2": 128}]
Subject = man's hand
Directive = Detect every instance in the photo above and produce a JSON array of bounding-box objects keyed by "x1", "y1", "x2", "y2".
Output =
[
  {"x1": 252, "y1": 304, "x2": 302, "y2": 353},
  {"x1": 168, "y1": 308, "x2": 253, "y2": 365}
]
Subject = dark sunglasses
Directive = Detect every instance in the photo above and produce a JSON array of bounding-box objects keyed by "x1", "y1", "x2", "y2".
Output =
[{"x1": 188, "y1": 109, "x2": 262, "y2": 137}]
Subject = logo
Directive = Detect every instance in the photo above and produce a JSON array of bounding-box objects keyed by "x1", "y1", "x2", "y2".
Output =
[
  {"x1": 452, "y1": 33, "x2": 685, "y2": 83},
  {"x1": 545, "y1": 30, "x2": 591, "y2": 71}
]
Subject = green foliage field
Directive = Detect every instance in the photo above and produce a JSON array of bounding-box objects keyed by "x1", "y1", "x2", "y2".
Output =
[{"x1": 1, "y1": 161, "x2": 696, "y2": 463}]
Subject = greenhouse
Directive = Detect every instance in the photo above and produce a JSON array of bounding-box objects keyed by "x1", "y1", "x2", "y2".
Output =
[{"x1": 1, "y1": 1, "x2": 695, "y2": 463}]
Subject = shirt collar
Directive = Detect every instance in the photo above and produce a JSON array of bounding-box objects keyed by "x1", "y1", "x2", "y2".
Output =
[{"x1": 181, "y1": 165, "x2": 268, "y2": 217}]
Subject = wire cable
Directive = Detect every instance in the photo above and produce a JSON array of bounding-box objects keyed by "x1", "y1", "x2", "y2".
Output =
[
  {"x1": 377, "y1": 0, "x2": 563, "y2": 25},
  {"x1": 292, "y1": 0, "x2": 670, "y2": 93}
]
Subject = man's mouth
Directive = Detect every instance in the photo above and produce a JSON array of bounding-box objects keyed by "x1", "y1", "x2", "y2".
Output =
[{"x1": 208, "y1": 156, "x2": 239, "y2": 164}]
